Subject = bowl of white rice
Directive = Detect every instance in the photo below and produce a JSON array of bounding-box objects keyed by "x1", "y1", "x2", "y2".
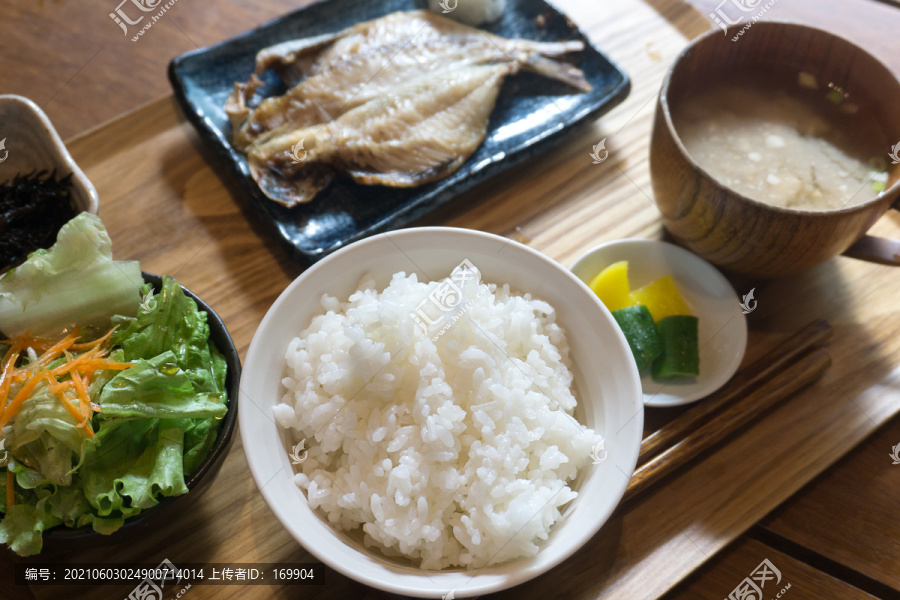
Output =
[{"x1": 239, "y1": 227, "x2": 643, "y2": 598}]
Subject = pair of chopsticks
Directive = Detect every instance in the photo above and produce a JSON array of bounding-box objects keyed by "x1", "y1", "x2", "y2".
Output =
[{"x1": 623, "y1": 320, "x2": 833, "y2": 503}]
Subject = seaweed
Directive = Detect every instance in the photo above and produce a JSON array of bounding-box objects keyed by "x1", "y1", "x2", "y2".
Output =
[{"x1": 0, "y1": 170, "x2": 77, "y2": 270}]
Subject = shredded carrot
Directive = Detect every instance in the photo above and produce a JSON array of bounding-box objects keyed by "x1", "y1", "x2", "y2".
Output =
[
  {"x1": 56, "y1": 391, "x2": 90, "y2": 434},
  {"x1": 1, "y1": 338, "x2": 25, "y2": 364},
  {"x1": 1, "y1": 333, "x2": 55, "y2": 353},
  {"x1": 6, "y1": 468, "x2": 13, "y2": 509},
  {"x1": 0, "y1": 325, "x2": 121, "y2": 436},
  {"x1": 44, "y1": 371, "x2": 94, "y2": 437},
  {"x1": 69, "y1": 326, "x2": 117, "y2": 351},
  {"x1": 50, "y1": 346, "x2": 103, "y2": 377},
  {"x1": 47, "y1": 378, "x2": 73, "y2": 395},
  {"x1": 25, "y1": 338, "x2": 55, "y2": 353},
  {"x1": 70, "y1": 371, "x2": 95, "y2": 434},
  {"x1": 0, "y1": 373, "x2": 48, "y2": 428},
  {"x1": 0, "y1": 340, "x2": 25, "y2": 407},
  {"x1": 70, "y1": 360, "x2": 136, "y2": 373},
  {"x1": 27, "y1": 327, "x2": 80, "y2": 372}
]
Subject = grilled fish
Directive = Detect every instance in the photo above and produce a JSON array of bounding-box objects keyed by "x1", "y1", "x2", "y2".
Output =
[
  {"x1": 227, "y1": 10, "x2": 590, "y2": 150},
  {"x1": 248, "y1": 64, "x2": 516, "y2": 205},
  {"x1": 227, "y1": 10, "x2": 592, "y2": 206}
]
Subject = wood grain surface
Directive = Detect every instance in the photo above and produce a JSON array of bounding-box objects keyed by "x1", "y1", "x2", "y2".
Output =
[
  {"x1": 2, "y1": 0, "x2": 900, "y2": 599},
  {"x1": 625, "y1": 350, "x2": 832, "y2": 503},
  {"x1": 663, "y1": 537, "x2": 879, "y2": 599},
  {"x1": 2, "y1": 0, "x2": 900, "y2": 140},
  {"x1": 639, "y1": 320, "x2": 832, "y2": 463},
  {"x1": 761, "y1": 416, "x2": 900, "y2": 592},
  {"x1": 0, "y1": 0, "x2": 318, "y2": 140},
  {"x1": 689, "y1": 0, "x2": 900, "y2": 80}
]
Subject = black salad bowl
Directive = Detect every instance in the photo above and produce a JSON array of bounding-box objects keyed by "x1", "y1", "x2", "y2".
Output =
[{"x1": 38, "y1": 272, "x2": 241, "y2": 551}]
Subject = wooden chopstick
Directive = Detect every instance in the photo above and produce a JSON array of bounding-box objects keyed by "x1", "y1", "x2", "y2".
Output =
[
  {"x1": 639, "y1": 320, "x2": 832, "y2": 464},
  {"x1": 623, "y1": 348, "x2": 832, "y2": 503}
]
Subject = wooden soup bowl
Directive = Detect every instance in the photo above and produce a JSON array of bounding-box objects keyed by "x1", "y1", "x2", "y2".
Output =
[{"x1": 650, "y1": 21, "x2": 900, "y2": 277}]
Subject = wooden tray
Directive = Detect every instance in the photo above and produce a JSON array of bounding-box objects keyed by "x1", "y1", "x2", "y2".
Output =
[{"x1": 17, "y1": 0, "x2": 900, "y2": 598}]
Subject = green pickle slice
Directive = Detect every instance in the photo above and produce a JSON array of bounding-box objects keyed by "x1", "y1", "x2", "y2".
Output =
[
  {"x1": 611, "y1": 305, "x2": 663, "y2": 372},
  {"x1": 651, "y1": 315, "x2": 700, "y2": 380}
]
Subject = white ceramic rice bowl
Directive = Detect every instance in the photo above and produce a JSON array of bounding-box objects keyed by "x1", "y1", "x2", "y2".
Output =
[{"x1": 239, "y1": 227, "x2": 643, "y2": 598}]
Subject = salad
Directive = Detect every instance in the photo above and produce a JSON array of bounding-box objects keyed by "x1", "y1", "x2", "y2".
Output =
[{"x1": 0, "y1": 213, "x2": 228, "y2": 556}]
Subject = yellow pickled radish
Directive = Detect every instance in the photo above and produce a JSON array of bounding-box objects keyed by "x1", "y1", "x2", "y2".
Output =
[
  {"x1": 588, "y1": 261, "x2": 632, "y2": 312},
  {"x1": 628, "y1": 275, "x2": 692, "y2": 321}
]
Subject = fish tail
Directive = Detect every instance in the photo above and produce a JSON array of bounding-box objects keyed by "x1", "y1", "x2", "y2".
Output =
[
  {"x1": 526, "y1": 40, "x2": 585, "y2": 57},
  {"x1": 522, "y1": 56, "x2": 592, "y2": 92}
]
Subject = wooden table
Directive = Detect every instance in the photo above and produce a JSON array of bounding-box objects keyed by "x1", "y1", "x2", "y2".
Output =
[{"x1": 2, "y1": 0, "x2": 900, "y2": 598}]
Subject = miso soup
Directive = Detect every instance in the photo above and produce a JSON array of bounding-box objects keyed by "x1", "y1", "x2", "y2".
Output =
[{"x1": 673, "y1": 75, "x2": 889, "y2": 211}]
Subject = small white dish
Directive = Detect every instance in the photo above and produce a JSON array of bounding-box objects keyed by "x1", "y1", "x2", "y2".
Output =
[
  {"x1": 0, "y1": 94, "x2": 98, "y2": 214},
  {"x1": 570, "y1": 239, "x2": 747, "y2": 407},
  {"x1": 240, "y1": 227, "x2": 644, "y2": 598}
]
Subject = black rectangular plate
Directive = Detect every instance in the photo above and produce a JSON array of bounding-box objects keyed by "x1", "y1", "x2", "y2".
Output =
[{"x1": 169, "y1": 0, "x2": 630, "y2": 264}]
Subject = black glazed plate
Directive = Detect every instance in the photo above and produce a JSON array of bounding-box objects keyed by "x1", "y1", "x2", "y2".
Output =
[
  {"x1": 39, "y1": 272, "x2": 240, "y2": 550},
  {"x1": 169, "y1": 0, "x2": 630, "y2": 264}
]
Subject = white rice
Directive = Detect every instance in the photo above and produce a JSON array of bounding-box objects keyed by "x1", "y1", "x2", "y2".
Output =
[{"x1": 273, "y1": 269, "x2": 602, "y2": 570}]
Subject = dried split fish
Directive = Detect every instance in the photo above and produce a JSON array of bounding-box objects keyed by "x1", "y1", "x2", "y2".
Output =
[
  {"x1": 226, "y1": 10, "x2": 591, "y2": 206},
  {"x1": 249, "y1": 64, "x2": 516, "y2": 205}
]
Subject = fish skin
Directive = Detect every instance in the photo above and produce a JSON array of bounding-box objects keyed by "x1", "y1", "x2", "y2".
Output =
[
  {"x1": 229, "y1": 10, "x2": 589, "y2": 150},
  {"x1": 253, "y1": 32, "x2": 341, "y2": 86},
  {"x1": 248, "y1": 64, "x2": 516, "y2": 205},
  {"x1": 250, "y1": 163, "x2": 334, "y2": 207}
]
